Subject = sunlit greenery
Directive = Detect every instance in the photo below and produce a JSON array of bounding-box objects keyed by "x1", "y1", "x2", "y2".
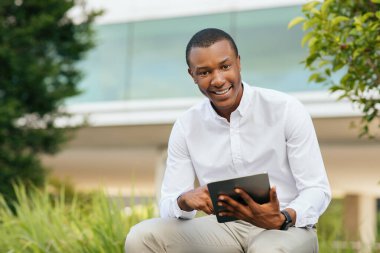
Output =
[
  {"x1": 0, "y1": 0, "x2": 101, "y2": 206},
  {"x1": 0, "y1": 184, "x2": 378, "y2": 252},
  {"x1": 0, "y1": 184, "x2": 154, "y2": 253},
  {"x1": 289, "y1": 0, "x2": 380, "y2": 137}
]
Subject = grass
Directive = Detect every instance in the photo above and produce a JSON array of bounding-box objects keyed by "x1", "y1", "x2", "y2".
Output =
[
  {"x1": 0, "y1": 185, "x2": 378, "y2": 253},
  {"x1": 0, "y1": 184, "x2": 155, "y2": 253}
]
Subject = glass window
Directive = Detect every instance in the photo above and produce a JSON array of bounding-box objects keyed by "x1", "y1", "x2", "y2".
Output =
[
  {"x1": 69, "y1": 23, "x2": 130, "y2": 104},
  {"x1": 72, "y1": 6, "x2": 327, "y2": 104},
  {"x1": 235, "y1": 6, "x2": 325, "y2": 92},
  {"x1": 128, "y1": 13, "x2": 232, "y2": 99}
]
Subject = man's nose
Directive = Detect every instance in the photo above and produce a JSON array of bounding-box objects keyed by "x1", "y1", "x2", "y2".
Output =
[{"x1": 210, "y1": 70, "x2": 225, "y2": 87}]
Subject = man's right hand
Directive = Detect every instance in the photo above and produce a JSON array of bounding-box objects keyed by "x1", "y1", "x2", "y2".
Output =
[{"x1": 177, "y1": 185, "x2": 214, "y2": 215}]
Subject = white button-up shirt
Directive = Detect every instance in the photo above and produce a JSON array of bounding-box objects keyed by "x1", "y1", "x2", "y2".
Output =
[{"x1": 160, "y1": 83, "x2": 331, "y2": 227}]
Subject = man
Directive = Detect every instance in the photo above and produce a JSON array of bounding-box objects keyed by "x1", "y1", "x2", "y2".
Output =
[{"x1": 125, "y1": 28, "x2": 331, "y2": 253}]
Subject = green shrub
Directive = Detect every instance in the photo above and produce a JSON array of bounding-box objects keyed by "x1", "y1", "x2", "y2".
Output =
[
  {"x1": 1, "y1": 186, "x2": 378, "y2": 253},
  {"x1": 0, "y1": 0, "x2": 101, "y2": 206},
  {"x1": 0, "y1": 184, "x2": 155, "y2": 253}
]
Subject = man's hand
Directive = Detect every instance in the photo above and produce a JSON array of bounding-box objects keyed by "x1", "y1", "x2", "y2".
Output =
[
  {"x1": 177, "y1": 185, "x2": 214, "y2": 215},
  {"x1": 217, "y1": 186, "x2": 295, "y2": 229}
]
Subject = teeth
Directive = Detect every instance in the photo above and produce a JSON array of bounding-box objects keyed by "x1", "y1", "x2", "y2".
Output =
[{"x1": 214, "y1": 87, "x2": 231, "y2": 95}]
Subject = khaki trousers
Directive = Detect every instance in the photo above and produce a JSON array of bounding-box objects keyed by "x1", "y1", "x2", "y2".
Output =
[{"x1": 125, "y1": 215, "x2": 318, "y2": 253}]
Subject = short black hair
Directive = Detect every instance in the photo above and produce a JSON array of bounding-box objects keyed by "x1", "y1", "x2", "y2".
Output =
[{"x1": 185, "y1": 28, "x2": 238, "y2": 67}]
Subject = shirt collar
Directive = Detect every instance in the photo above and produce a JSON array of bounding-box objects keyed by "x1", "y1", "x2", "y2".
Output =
[
  {"x1": 206, "y1": 81, "x2": 252, "y2": 120},
  {"x1": 237, "y1": 81, "x2": 252, "y2": 117}
]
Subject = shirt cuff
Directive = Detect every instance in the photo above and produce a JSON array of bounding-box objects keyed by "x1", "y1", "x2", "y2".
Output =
[
  {"x1": 286, "y1": 202, "x2": 318, "y2": 228},
  {"x1": 173, "y1": 196, "x2": 197, "y2": 219}
]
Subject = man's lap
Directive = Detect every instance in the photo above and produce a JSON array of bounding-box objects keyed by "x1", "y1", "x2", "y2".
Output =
[{"x1": 125, "y1": 215, "x2": 318, "y2": 253}]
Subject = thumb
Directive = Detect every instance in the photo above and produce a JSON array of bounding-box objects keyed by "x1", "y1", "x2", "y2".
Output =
[{"x1": 270, "y1": 186, "x2": 279, "y2": 203}]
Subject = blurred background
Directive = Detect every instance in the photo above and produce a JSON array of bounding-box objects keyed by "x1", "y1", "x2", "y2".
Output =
[
  {"x1": 1, "y1": 0, "x2": 378, "y2": 252},
  {"x1": 45, "y1": 0, "x2": 379, "y2": 247}
]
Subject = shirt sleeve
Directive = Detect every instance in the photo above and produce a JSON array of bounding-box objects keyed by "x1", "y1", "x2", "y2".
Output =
[
  {"x1": 159, "y1": 119, "x2": 197, "y2": 219},
  {"x1": 284, "y1": 98, "x2": 332, "y2": 227}
]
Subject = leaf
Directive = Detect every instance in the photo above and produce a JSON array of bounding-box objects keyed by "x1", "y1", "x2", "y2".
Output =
[
  {"x1": 337, "y1": 93, "x2": 347, "y2": 101},
  {"x1": 315, "y1": 76, "x2": 327, "y2": 83},
  {"x1": 318, "y1": 60, "x2": 330, "y2": 68},
  {"x1": 340, "y1": 73, "x2": 351, "y2": 84},
  {"x1": 376, "y1": 11, "x2": 380, "y2": 19},
  {"x1": 353, "y1": 49, "x2": 362, "y2": 60},
  {"x1": 306, "y1": 53, "x2": 320, "y2": 67},
  {"x1": 301, "y1": 32, "x2": 314, "y2": 47},
  {"x1": 302, "y1": 1, "x2": 321, "y2": 12},
  {"x1": 362, "y1": 12, "x2": 374, "y2": 22},
  {"x1": 308, "y1": 73, "x2": 321, "y2": 82},
  {"x1": 288, "y1": 16, "x2": 306, "y2": 29},
  {"x1": 308, "y1": 37, "x2": 318, "y2": 48},
  {"x1": 333, "y1": 62, "x2": 345, "y2": 72},
  {"x1": 321, "y1": 0, "x2": 333, "y2": 17},
  {"x1": 329, "y1": 85, "x2": 342, "y2": 92},
  {"x1": 331, "y1": 16, "x2": 350, "y2": 27},
  {"x1": 311, "y1": 8, "x2": 321, "y2": 16},
  {"x1": 303, "y1": 19, "x2": 317, "y2": 31},
  {"x1": 371, "y1": 0, "x2": 380, "y2": 3},
  {"x1": 354, "y1": 17, "x2": 363, "y2": 31},
  {"x1": 366, "y1": 112, "x2": 376, "y2": 122}
]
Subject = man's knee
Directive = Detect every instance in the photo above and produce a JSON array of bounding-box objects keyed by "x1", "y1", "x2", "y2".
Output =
[
  {"x1": 124, "y1": 218, "x2": 171, "y2": 253},
  {"x1": 248, "y1": 243, "x2": 288, "y2": 253},
  {"x1": 247, "y1": 229, "x2": 318, "y2": 253}
]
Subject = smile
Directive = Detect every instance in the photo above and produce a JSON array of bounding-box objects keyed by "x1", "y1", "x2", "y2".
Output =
[{"x1": 212, "y1": 85, "x2": 232, "y2": 95}]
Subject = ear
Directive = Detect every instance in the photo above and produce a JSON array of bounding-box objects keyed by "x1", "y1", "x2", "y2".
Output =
[{"x1": 188, "y1": 68, "x2": 197, "y2": 84}]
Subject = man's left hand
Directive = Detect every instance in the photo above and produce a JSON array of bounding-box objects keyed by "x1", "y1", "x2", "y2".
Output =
[{"x1": 217, "y1": 186, "x2": 286, "y2": 230}]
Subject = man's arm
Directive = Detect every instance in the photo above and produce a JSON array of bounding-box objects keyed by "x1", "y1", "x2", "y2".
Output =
[
  {"x1": 283, "y1": 97, "x2": 331, "y2": 227},
  {"x1": 216, "y1": 97, "x2": 331, "y2": 229},
  {"x1": 160, "y1": 120, "x2": 214, "y2": 218}
]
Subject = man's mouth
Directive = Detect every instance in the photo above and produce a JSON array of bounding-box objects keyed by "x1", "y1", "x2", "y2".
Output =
[{"x1": 211, "y1": 85, "x2": 233, "y2": 95}]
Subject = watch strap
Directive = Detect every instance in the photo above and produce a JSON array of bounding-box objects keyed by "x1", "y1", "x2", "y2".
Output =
[{"x1": 280, "y1": 210, "x2": 292, "y2": 230}]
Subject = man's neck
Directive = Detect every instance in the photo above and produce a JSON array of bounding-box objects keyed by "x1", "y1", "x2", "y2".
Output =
[{"x1": 211, "y1": 83, "x2": 244, "y2": 122}]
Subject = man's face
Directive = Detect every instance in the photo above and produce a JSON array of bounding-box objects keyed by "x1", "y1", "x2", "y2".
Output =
[{"x1": 187, "y1": 39, "x2": 242, "y2": 118}]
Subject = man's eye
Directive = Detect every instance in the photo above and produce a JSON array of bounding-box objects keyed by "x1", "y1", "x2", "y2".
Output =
[
  {"x1": 222, "y1": 65, "x2": 231, "y2": 70},
  {"x1": 199, "y1": 71, "x2": 209, "y2": 76}
]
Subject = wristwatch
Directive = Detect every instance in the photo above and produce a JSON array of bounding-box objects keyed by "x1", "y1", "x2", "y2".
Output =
[{"x1": 280, "y1": 210, "x2": 293, "y2": 230}]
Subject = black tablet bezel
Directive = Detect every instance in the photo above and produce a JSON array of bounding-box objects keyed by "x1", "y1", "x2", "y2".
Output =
[{"x1": 207, "y1": 173, "x2": 271, "y2": 223}]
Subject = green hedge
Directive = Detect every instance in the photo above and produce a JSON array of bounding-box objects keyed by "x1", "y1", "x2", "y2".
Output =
[
  {"x1": 0, "y1": 184, "x2": 154, "y2": 253},
  {"x1": 0, "y1": 185, "x2": 378, "y2": 253}
]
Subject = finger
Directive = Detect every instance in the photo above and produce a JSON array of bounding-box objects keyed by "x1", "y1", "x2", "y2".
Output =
[
  {"x1": 199, "y1": 203, "x2": 213, "y2": 215},
  {"x1": 207, "y1": 199, "x2": 214, "y2": 214},
  {"x1": 203, "y1": 207, "x2": 213, "y2": 215},
  {"x1": 218, "y1": 195, "x2": 247, "y2": 214},
  {"x1": 234, "y1": 188, "x2": 258, "y2": 208},
  {"x1": 217, "y1": 200, "x2": 236, "y2": 213},
  {"x1": 218, "y1": 210, "x2": 246, "y2": 223},
  {"x1": 218, "y1": 211, "x2": 234, "y2": 217}
]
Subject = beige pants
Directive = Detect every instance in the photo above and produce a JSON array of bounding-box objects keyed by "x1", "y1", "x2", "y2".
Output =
[{"x1": 125, "y1": 215, "x2": 318, "y2": 253}]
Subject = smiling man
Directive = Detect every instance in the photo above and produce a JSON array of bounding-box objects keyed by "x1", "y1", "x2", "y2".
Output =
[{"x1": 125, "y1": 28, "x2": 331, "y2": 253}]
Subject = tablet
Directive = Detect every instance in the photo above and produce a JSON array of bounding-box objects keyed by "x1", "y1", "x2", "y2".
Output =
[{"x1": 207, "y1": 173, "x2": 270, "y2": 223}]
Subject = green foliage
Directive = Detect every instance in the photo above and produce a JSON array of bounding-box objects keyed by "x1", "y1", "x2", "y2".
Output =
[
  {"x1": 318, "y1": 199, "x2": 380, "y2": 252},
  {"x1": 0, "y1": 184, "x2": 156, "y2": 253},
  {"x1": 0, "y1": 0, "x2": 101, "y2": 204},
  {"x1": 1, "y1": 185, "x2": 378, "y2": 253},
  {"x1": 289, "y1": 0, "x2": 380, "y2": 138}
]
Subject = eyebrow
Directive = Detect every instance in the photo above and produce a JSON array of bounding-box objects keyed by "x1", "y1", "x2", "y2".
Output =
[{"x1": 194, "y1": 57, "x2": 230, "y2": 71}]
